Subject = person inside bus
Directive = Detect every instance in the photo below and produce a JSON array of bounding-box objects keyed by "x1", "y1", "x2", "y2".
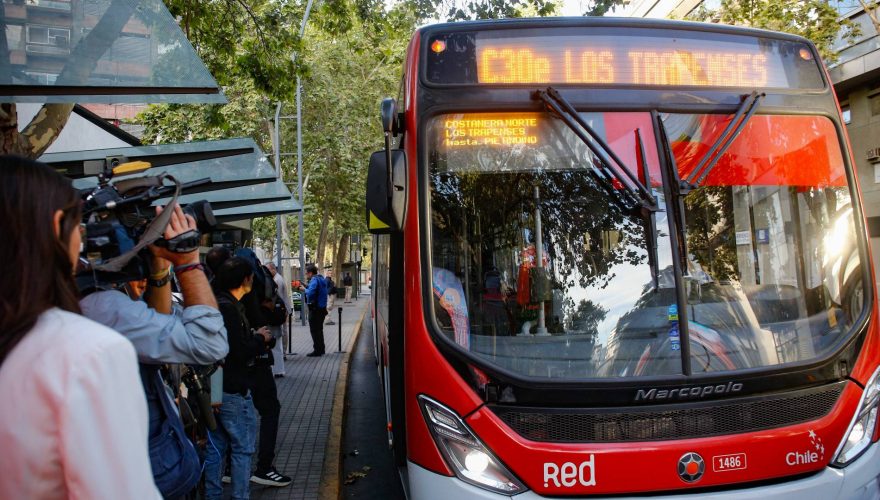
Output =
[
  {"x1": 0, "y1": 155, "x2": 161, "y2": 499},
  {"x1": 482, "y1": 266, "x2": 511, "y2": 336}
]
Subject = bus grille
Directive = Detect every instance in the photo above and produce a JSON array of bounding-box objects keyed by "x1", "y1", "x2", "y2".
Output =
[{"x1": 490, "y1": 382, "x2": 846, "y2": 443}]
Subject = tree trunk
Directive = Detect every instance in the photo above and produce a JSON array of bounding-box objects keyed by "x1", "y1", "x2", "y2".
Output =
[
  {"x1": 18, "y1": 104, "x2": 75, "y2": 158},
  {"x1": 280, "y1": 214, "x2": 291, "y2": 283},
  {"x1": 334, "y1": 233, "x2": 349, "y2": 287},
  {"x1": 329, "y1": 228, "x2": 338, "y2": 271},
  {"x1": 315, "y1": 199, "x2": 330, "y2": 266},
  {"x1": 0, "y1": 103, "x2": 26, "y2": 155},
  {"x1": 858, "y1": 0, "x2": 880, "y2": 34}
]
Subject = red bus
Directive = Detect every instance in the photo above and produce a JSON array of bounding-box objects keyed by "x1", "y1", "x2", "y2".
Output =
[{"x1": 366, "y1": 17, "x2": 880, "y2": 499}]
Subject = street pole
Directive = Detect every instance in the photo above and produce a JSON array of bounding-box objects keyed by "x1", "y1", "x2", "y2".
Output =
[
  {"x1": 296, "y1": 78, "x2": 307, "y2": 327},
  {"x1": 274, "y1": 102, "x2": 283, "y2": 272},
  {"x1": 295, "y1": 0, "x2": 315, "y2": 327}
]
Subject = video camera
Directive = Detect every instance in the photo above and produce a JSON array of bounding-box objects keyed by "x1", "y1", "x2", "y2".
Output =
[{"x1": 77, "y1": 158, "x2": 217, "y2": 291}]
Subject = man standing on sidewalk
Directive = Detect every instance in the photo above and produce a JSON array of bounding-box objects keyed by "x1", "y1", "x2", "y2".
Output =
[
  {"x1": 234, "y1": 249, "x2": 291, "y2": 488},
  {"x1": 343, "y1": 271, "x2": 353, "y2": 303},
  {"x1": 300, "y1": 264, "x2": 328, "y2": 356},
  {"x1": 205, "y1": 257, "x2": 272, "y2": 500},
  {"x1": 324, "y1": 271, "x2": 336, "y2": 316}
]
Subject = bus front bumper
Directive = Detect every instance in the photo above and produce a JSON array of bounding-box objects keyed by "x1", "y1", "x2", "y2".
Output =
[{"x1": 407, "y1": 443, "x2": 880, "y2": 500}]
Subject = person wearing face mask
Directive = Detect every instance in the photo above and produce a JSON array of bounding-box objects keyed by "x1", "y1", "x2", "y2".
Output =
[
  {"x1": 0, "y1": 155, "x2": 161, "y2": 499},
  {"x1": 204, "y1": 257, "x2": 273, "y2": 500}
]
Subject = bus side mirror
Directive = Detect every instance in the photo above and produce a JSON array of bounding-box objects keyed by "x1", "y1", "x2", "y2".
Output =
[
  {"x1": 366, "y1": 149, "x2": 407, "y2": 233},
  {"x1": 380, "y1": 97, "x2": 402, "y2": 136}
]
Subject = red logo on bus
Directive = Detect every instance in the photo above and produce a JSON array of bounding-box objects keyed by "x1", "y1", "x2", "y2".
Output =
[{"x1": 678, "y1": 452, "x2": 705, "y2": 483}]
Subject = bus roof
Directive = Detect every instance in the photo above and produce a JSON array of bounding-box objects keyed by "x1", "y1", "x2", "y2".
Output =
[{"x1": 416, "y1": 17, "x2": 815, "y2": 47}]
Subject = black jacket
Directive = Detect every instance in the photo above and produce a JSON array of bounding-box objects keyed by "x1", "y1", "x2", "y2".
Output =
[
  {"x1": 240, "y1": 290, "x2": 276, "y2": 366},
  {"x1": 216, "y1": 290, "x2": 268, "y2": 395}
]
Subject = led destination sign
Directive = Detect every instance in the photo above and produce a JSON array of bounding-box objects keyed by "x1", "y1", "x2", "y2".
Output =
[
  {"x1": 478, "y1": 47, "x2": 769, "y2": 87},
  {"x1": 425, "y1": 29, "x2": 824, "y2": 89},
  {"x1": 442, "y1": 116, "x2": 539, "y2": 148}
]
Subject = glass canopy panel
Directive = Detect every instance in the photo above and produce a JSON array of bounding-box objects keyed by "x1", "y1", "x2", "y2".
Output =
[
  {"x1": 0, "y1": 0, "x2": 223, "y2": 103},
  {"x1": 164, "y1": 179, "x2": 294, "y2": 210},
  {"x1": 213, "y1": 198, "x2": 301, "y2": 223},
  {"x1": 40, "y1": 138, "x2": 272, "y2": 192}
]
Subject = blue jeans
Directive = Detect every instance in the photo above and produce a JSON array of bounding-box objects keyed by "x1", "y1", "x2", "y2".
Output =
[{"x1": 204, "y1": 392, "x2": 256, "y2": 500}]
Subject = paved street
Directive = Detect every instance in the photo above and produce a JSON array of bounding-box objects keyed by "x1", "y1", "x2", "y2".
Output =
[
  {"x1": 341, "y1": 319, "x2": 407, "y2": 499},
  {"x1": 244, "y1": 291, "x2": 368, "y2": 500}
]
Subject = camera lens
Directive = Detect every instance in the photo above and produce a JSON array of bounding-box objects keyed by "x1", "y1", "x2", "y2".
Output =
[{"x1": 182, "y1": 200, "x2": 217, "y2": 234}]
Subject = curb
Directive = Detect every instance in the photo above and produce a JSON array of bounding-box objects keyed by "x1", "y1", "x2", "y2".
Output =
[{"x1": 318, "y1": 304, "x2": 368, "y2": 500}]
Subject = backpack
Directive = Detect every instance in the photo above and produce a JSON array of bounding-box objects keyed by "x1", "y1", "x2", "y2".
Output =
[
  {"x1": 261, "y1": 266, "x2": 288, "y2": 326},
  {"x1": 140, "y1": 364, "x2": 201, "y2": 498},
  {"x1": 326, "y1": 277, "x2": 337, "y2": 296}
]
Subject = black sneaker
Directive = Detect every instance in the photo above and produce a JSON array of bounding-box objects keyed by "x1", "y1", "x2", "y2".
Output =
[
  {"x1": 251, "y1": 468, "x2": 292, "y2": 487},
  {"x1": 306, "y1": 351, "x2": 323, "y2": 357}
]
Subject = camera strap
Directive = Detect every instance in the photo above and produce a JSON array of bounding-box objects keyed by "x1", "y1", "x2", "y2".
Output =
[{"x1": 93, "y1": 175, "x2": 181, "y2": 273}]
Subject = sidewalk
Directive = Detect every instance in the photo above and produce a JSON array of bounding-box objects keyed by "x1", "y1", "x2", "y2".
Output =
[{"x1": 249, "y1": 291, "x2": 369, "y2": 500}]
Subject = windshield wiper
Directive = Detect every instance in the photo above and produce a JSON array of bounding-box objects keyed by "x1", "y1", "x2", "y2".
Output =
[
  {"x1": 680, "y1": 91, "x2": 765, "y2": 192},
  {"x1": 535, "y1": 87, "x2": 658, "y2": 215},
  {"x1": 535, "y1": 87, "x2": 661, "y2": 292},
  {"x1": 651, "y1": 110, "x2": 692, "y2": 376}
]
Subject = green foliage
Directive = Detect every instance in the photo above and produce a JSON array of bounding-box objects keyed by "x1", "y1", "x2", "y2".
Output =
[
  {"x1": 165, "y1": 0, "x2": 303, "y2": 101},
  {"x1": 408, "y1": 0, "x2": 560, "y2": 20},
  {"x1": 684, "y1": 187, "x2": 739, "y2": 282},
  {"x1": 294, "y1": 1, "x2": 416, "y2": 257},
  {"x1": 686, "y1": 0, "x2": 860, "y2": 62},
  {"x1": 139, "y1": 80, "x2": 272, "y2": 149}
]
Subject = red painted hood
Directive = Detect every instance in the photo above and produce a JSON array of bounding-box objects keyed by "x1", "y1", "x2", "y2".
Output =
[{"x1": 465, "y1": 381, "x2": 862, "y2": 496}]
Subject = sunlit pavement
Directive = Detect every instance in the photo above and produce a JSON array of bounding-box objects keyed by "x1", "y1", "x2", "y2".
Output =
[{"x1": 245, "y1": 291, "x2": 369, "y2": 500}]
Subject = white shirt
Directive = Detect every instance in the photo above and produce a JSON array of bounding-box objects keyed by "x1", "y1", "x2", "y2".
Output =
[
  {"x1": 274, "y1": 273, "x2": 292, "y2": 310},
  {"x1": 0, "y1": 308, "x2": 161, "y2": 500}
]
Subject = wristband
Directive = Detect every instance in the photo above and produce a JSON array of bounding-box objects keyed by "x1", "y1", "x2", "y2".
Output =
[
  {"x1": 175, "y1": 262, "x2": 205, "y2": 276},
  {"x1": 149, "y1": 267, "x2": 170, "y2": 280},
  {"x1": 148, "y1": 274, "x2": 171, "y2": 288}
]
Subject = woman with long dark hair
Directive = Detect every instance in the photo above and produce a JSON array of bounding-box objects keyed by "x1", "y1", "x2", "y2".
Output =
[{"x1": 0, "y1": 156, "x2": 160, "y2": 499}]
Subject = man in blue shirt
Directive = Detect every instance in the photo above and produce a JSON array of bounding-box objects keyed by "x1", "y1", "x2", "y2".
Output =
[{"x1": 299, "y1": 263, "x2": 328, "y2": 356}]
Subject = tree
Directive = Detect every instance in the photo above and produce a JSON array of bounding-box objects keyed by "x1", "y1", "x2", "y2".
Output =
[
  {"x1": 686, "y1": 0, "x2": 859, "y2": 62},
  {"x1": 294, "y1": 0, "x2": 416, "y2": 269},
  {"x1": 855, "y1": 0, "x2": 880, "y2": 35}
]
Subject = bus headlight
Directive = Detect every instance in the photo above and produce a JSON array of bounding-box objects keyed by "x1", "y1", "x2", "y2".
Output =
[
  {"x1": 418, "y1": 395, "x2": 526, "y2": 495},
  {"x1": 833, "y1": 366, "x2": 880, "y2": 466}
]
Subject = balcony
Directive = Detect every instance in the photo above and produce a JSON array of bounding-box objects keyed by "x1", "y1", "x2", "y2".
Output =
[
  {"x1": 25, "y1": 43, "x2": 70, "y2": 56},
  {"x1": 26, "y1": 0, "x2": 71, "y2": 12}
]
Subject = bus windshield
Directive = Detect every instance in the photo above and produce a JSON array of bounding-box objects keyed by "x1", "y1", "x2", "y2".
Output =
[{"x1": 426, "y1": 111, "x2": 865, "y2": 379}]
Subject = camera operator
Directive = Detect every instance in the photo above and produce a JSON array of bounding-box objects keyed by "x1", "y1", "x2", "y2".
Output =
[{"x1": 79, "y1": 203, "x2": 228, "y2": 498}]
